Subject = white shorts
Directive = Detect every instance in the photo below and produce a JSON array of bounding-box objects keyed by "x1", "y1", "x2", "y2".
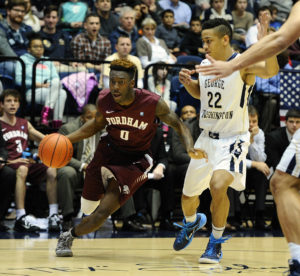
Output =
[
  {"x1": 183, "y1": 131, "x2": 250, "y2": 197},
  {"x1": 277, "y1": 129, "x2": 300, "y2": 178}
]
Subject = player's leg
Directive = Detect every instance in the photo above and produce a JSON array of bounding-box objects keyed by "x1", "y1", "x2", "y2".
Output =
[
  {"x1": 199, "y1": 169, "x2": 233, "y2": 264},
  {"x1": 56, "y1": 177, "x2": 121, "y2": 257},
  {"x1": 173, "y1": 158, "x2": 209, "y2": 251},
  {"x1": 270, "y1": 170, "x2": 300, "y2": 275}
]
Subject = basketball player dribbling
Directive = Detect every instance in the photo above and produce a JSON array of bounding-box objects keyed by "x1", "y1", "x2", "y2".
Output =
[
  {"x1": 196, "y1": 3, "x2": 300, "y2": 274},
  {"x1": 55, "y1": 59, "x2": 207, "y2": 257},
  {"x1": 172, "y1": 18, "x2": 279, "y2": 264}
]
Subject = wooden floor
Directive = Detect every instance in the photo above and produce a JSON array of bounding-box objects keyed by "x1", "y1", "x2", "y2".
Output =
[{"x1": 0, "y1": 236, "x2": 290, "y2": 275}]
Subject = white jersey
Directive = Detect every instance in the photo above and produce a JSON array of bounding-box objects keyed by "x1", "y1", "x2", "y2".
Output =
[{"x1": 198, "y1": 53, "x2": 254, "y2": 136}]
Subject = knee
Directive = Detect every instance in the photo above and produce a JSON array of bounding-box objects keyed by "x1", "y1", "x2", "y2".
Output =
[
  {"x1": 16, "y1": 166, "x2": 28, "y2": 180},
  {"x1": 269, "y1": 172, "x2": 284, "y2": 198},
  {"x1": 210, "y1": 182, "x2": 227, "y2": 199},
  {"x1": 47, "y1": 168, "x2": 57, "y2": 181},
  {"x1": 81, "y1": 197, "x2": 100, "y2": 215},
  {"x1": 58, "y1": 167, "x2": 77, "y2": 182}
]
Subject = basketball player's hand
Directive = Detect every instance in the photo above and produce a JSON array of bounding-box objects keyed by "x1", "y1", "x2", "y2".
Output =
[
  {"x1": 179, "y1": 68, "x2": 196, "y2": 85},
  {"x1": 195, "y1": 57, "x2": 234, "y2": 81},
  {"x1": 188, "y1": 148, "x2": 208, "y2": 160}
]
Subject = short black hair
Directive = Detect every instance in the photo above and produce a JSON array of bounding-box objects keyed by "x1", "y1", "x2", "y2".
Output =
[
  {"x1": 258, "y1": 6, "x2": 272, "y2": 15},
  {"x1": 44, "y1": 5, "x2": 58, "y2": 16},
  {"x1": 6, "y1": 0, "x2": 26, "y2": 10},
  {"x1": 26, "y1": 32, "x2": 43, "y2": 47},
  {"x1": 190, "y1": 16, "x2": 201, "y2": 25},
  {"x1": 202, "y1": 18, "x2": 232, "y2": 42},
  {"x1": 286, "y1": 109, "x2": 300, "y2": 121},
  {"x1": 84, "y1": 12, "x2": 100, "y2": 23},
  {"x1": 0, "y1": 89, "x2": 22, "y2": 103},
  {"x1": 161, "y1": 9, "x2": 174, "y2": 18},
  {"x1": 110, "y1": 59, "x2": 137, "y2": 80}
]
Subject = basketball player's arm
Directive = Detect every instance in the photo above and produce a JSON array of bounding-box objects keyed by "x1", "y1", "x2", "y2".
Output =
[
  {"x1": 155, "y1": 98, "x2": 207, "y2": 159},
  {"x1": 67, "y1": 111, "x2": 106, "y2": 143},
  {"x1": 196, "y1": 2, "x2": 300, "y2": 80},
  {"x1": 179, "y1": 68, "x2": 201, "y2": 99},
  {"x1": 28, "y1": 121, "x2": 45, "y2": 142}
]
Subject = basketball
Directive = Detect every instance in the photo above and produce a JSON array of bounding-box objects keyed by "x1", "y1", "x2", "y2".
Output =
[{"x1": 38, "y1": 133, "x2": 73, "y2": 168}]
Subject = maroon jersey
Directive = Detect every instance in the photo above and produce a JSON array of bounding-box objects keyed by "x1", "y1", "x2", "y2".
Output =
[
  {"x1": 97, "y1": 88, "x2": 160, "y2": 152},
  {"x1": 1, "y1": 118, "x2": 29, "y2": 160}
]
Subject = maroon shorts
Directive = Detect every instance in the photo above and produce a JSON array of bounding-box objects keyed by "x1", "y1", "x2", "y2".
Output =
[
  {"x1": 8, "y1": 162, "x2": 48, "y2": 184},
  {"x1": 83, "y1": 135, "x2": 152, "y2": 205}
]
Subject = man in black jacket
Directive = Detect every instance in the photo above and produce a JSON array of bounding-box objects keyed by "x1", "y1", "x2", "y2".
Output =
[{"x1": 0, "y1": 125, "x2": 16, "y2": 231}]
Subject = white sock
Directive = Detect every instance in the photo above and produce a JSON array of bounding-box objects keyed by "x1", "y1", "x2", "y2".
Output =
[
  {"x1": 212, "y1": 224, "x2": 225, "y2": 239},
  {"x1": 49, "y1": 204, "x2": 58, "y2": 217},
  {"x1": 16, "y1": 209, "x2": 26, "y2": 220},
  {"x1": 185, "y1": 214, "x2": 197, "y2": 223},
  {"x1": 288, "y1": 242, "x2": 300, "y2": 263}
]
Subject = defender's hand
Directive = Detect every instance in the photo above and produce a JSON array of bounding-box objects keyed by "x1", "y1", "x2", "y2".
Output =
[{"x1": 188, "y1": 148, "x2": 208, "y2": 159}]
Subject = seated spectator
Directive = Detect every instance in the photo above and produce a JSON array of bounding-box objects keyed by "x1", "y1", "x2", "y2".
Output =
[
  {"x1": 140, "y1": 0, "x2": 164, "y2": 25},
  {"x1": 158, "y1": 0, "x2": 192, "y2": 28},
  {"x1": 39, "y1": 5, "x2": 77, "y2": 73},
  {"x1": 95, "y1": 0, "x2": 119, "y2": 38},
  {"x1": 147, "y1": 62, "x2": 176, "y2": 111},
  {"x1": 245, "y1": 105, "x2": 270, "y2": 229},
  {"x1": 15, "y1": 32, "x2": 67, "y2": 128},
  {"x1": 0, "y1": 0, "x2": 32, "y2": 56},
  {"x1": 0, "y1": 89, "x2": 61, "y2": 232},
  {"x1": 58, "y1": 0, "x2": 88, "y2": 35},
  {"x1": 265, "y1": 109, "x2": 300, "y2": 230},
  {"x1": 258, "y1": 0, "x2": 292, "y2": 23},
  {"x1": 180, "y1": 17, "x2": 205, "y2": 57},
  {"x1": 231, "y1": 0, "x2": 253, "y2": 49},
  {"x1": 202, "y1": 0, "x2": 234, "y2": 30},
  {"x1": 23, "y1": 0, "x2": 41, "y2": 32},
  {"x1": 245, "y1": 6, "x2": 271, "y2": 48},
  {"x1": 102, "y1": 35, "x2": 143, "y2": 89},
  {"x1": 269, "y1": 5, "x2": 282, "y2": 30},
  {"x1": 109, "y1": 6, "x2": 139, "y2": 55},
  {"x1": 0, "y1": 125, "x2": 16, "y2": 232},
  {"x1": 57, "y1": 104, "x2": 100, "y2": 231},
  {"x1": 0, "y1": 27, "x2": 17, "y2": 56},
  {"x1": 136, "y1": 17, "x2": 176, "y2": 69},
  {"x1": 133, "y1": 1, "x2": 149, "y2": 31},
  {"x1": 155, "y1": 9, "x2": 181, "y2": 54},
  {"x1": 71, "y1": 12, "x2": 111, "y2": 72}
]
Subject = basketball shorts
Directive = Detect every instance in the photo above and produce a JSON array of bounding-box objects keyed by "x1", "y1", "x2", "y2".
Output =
[
  {"x1": 183, "y1": 131, "x2": 250, "y2": 197},
  {"x1": 8, "y1": 162, "x2": 48, "y2": 184},
  {"x1": 83, "y1": 135, "x2": 153, "y2": 205},
  {"x1": 276, "y1": 129, "x2": 300, "y2": 178}
]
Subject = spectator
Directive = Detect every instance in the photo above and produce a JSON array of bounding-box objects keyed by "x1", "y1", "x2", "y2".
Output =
[
  {"x1": 71, "y1": 13, "x2": 111, "y2": 72},
  {"x1": 15, "y1": 32, "x2": 67, "y2": 128},
  {"x1": 132, "y1": 1, "x2": 149, "y2": 31},
  {"x1": 231, "y1": 0, "x2": 254, "y2": 49},
  {"x1": 57, "y1": 104, "x2": 100, "y2": 231},
  {"x1": 102, "y1": 35, "x2": 143, "y2": 89},
  {"x1": 95, "y1": 0, "x2": 119, "y2": 38},
  {"x1": 141, "y1": 0, "x2": 164, "y2": 25},
  {"x1": 266, "y1": 109, "x2": 300, "y2": 229},
  {"x1": 155, "y1": 9, "x2": 181, "y2": 54},
  {"x1": 258, "y1": 0, "x2": 293, "y2": 23},
  {"x1": 288, "y1": 38, "x2": 300, "y2": 62},
  {"x1": 0, "y1": 89, "x2": 61, "y2": 232},
  {"x1": 109, "y1": 6, "x2": 139, "y2": 55},
  {"x1": 158, "y1": 0, "x2": 192, "y2": 28},
  {"x1": 58, "y1": 0, "x2": 88, "y2": 35},
  {"x1": 147, "y1": 62, "x2": 176, "y2": 111},
  {"x1": 202, "y1": 0, "x2": 234, "y2": 30},
  {"x1": 245, "y1": 6, "x2": 271, "y2": 48},
  {"x1": 0, "y1": 0, "x2": 32, "y2": 56},
  {"x1": 0, "y1": 27, "x2": 17, "y2": 56},
  {"x1": 269, "y1": 5, "x2": 282, "y2": 30},
  {"x1": 136, "y1": 17, "x2": 176, "y2": 68},
  {"x1": 245, "y1": 105, "x2": 270, "y2": 229},
  {"x1": 23, "y1": 0, "x2": 41, "y2": 32},
  {"x1": 0, "y1": 124, "x2": 16, "y2": 232},
  {"x1": 180, "y1": 17, "x2": 205, "y2": 57}
]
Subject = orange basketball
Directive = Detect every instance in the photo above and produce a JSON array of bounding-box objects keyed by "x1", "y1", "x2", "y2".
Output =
[{"x1": 38, "y1": 133, "x2": 73, "y2": 168}]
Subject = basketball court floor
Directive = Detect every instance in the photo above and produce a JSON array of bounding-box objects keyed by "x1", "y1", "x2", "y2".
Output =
[{"x1": 0, "y1": 219, "x2": 291, "y2": 276}]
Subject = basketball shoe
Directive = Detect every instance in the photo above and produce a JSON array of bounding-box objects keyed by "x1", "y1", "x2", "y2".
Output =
[
  {"x1": 56, "y1": 230, "x2": 74, "y2": 257},
  {"x1": 14, "y1": 215, "x2": 41, "y2": 232},
  {"x1": 288, "y1": 259, "x2": 300, "y2": 276},
  {"x1": 173, "y1": 213, "x2": 207, "y2": 251},
  {"x1": 48, "y1": 214, "x2": 61, "y2": 232},
  {"x1": 198, "y1": 234, "x2": 230, "y2": 264}
]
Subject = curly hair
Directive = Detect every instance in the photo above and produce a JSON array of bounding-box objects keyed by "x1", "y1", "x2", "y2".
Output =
[{"x1": 110, "y1": 59, "x2": 137, "y2": 80}]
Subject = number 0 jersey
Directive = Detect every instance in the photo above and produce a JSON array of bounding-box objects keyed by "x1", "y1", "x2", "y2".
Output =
[
  {"x1": 198, "y1": 53, "x2": 254, "y2": 136},
  {"x1": 97, "y1": 88, "x2": 160, "y2": 152}
]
